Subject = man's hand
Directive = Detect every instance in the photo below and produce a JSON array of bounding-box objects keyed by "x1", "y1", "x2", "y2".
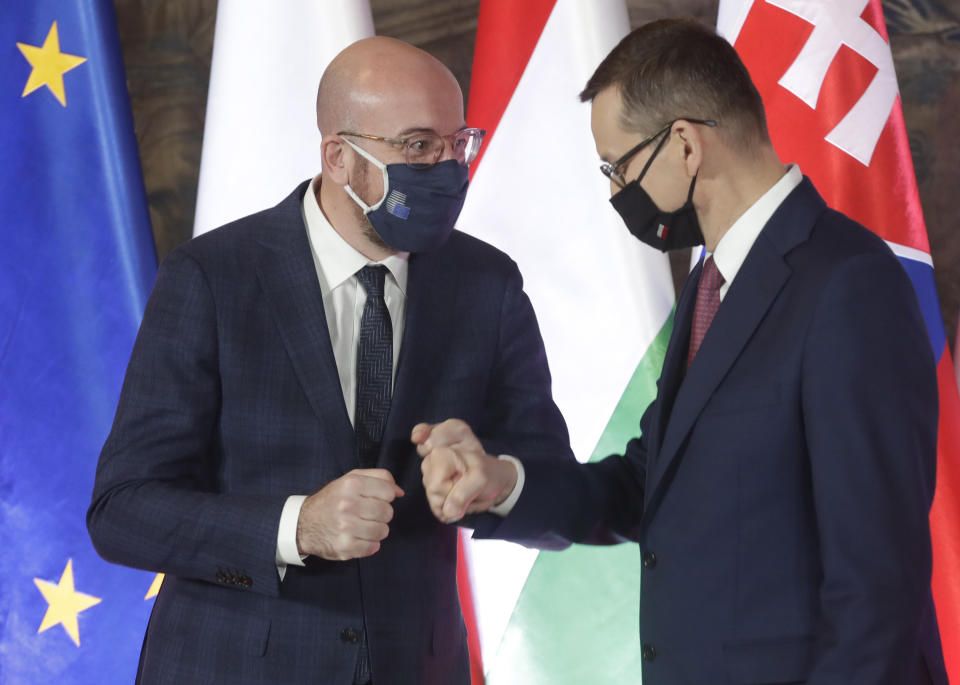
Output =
[
  {"x1": 411, "y1": 419, "x2": 518, "y2": 522},
  {"x1": 296, "y1": 469, "x2": 404, "y2": 561}
]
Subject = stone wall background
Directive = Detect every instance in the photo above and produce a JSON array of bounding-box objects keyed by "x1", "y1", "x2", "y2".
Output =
[{"x1": 114, "y1": 0, "x2": 960, "y2": 350}]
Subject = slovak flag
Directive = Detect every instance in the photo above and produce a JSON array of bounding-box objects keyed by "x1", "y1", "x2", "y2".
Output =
[{"x1": 717, "y1": 1, "x2": 960, "y2": 681}]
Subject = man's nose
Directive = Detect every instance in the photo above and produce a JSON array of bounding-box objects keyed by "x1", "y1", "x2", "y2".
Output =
[{"x1": 437, "y1": 135, "x2": 459, "y2": 163}]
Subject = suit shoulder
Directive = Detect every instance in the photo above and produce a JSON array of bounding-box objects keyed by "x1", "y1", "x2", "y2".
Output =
[
  {"x1": 786, "y1": 208, "x2": 921, "y2": 326},
  {"x1": 165, "y1": 184, "x2": 308, "y2": 270},
  {"x1": 808, "y1": 208, "x2": 893, "y2": 262},
  {"x1": 783, "y1": 207, "x2": 903, "y2": 288},
  {"x1": 183, "y1": 206, "x2": 281, "y2": 257},
  {"x1": 440, "y1": 230, "x2": 519, "y2": 274},
  {"x1": 158, "y1": 223, "x2": 258, "y2": 286}
]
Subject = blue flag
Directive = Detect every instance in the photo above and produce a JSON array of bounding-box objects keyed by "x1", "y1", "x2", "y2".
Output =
[{"x1": 0, "y1": 1, "x2": 158, "y2": 681}]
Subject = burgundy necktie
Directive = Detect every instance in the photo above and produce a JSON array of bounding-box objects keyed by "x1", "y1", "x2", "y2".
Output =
[{"x1": 687, "y1": 256, "x2": 724, "y2": 368}]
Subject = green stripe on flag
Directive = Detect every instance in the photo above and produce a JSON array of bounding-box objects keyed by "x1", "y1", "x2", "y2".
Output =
[{"x1": 486, "y1": 312, "x2": 674, "y2": 684}]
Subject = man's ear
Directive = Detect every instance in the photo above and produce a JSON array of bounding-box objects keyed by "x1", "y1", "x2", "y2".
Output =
[
  {"x1": 675, "y1": 121, "x2": 704, "y2": 178},
  {"x1": 322, "y1": 136, "x2": 350, "y2": 185}
]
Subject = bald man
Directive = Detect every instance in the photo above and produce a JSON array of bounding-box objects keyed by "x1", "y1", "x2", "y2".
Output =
[{"x1": 88, "y1": 37, "x2": 572, "y2": 685}]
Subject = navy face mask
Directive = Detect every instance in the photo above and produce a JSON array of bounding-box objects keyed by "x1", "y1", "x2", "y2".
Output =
[
  {"x1": 344, "y1": 139, "x2": 469, "y2": 253},
  {"x1": 609, "y1": 133, "x2": 704, "y2": 252}
]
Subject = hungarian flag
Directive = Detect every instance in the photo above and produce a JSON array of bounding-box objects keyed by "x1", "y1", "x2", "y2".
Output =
[
  {"x1": 0, "y1": 1, "x2": 158, "y2": 681},
  {"x1": 455, "y1": 0, "x2": 676, "y2": 681},
  {"x1": 717, "y1": 1, "x2": 960, "y2": 680},
  {"x1": 193, "y1": 0, "x2": 374, "y2": 236}
]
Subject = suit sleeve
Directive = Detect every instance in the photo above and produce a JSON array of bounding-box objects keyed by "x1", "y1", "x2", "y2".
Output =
[
  {"x1": 475, "y1": 417, "x2": 649, "y2": 548},
  {"x1": 471, "y1": 262, "x2": 649, "y2": 547},
  {"x1": 473, "y1": 260, "x2": 572, "y2": 461},
  {"x1": 802, "y1": 252, "x2": 937, "y2": 684},
  {"x1": 87, "y1": 248, "x2": 285, "y2": 597}
]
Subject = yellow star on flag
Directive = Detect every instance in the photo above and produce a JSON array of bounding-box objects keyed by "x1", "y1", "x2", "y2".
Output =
[
  {"x1": 17, "y1": 21, "x2": 87, "y2": 107},
  {"x1": 145, "y1": 573, "x2": 164, "y2": 599},
  {"x1": 33, "y1": 559, "x2": 102, "y2": 647}
]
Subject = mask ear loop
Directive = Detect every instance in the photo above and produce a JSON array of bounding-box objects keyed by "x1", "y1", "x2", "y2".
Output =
[
  {"x1": 632, "y1": 125, "x2": 673, "y2": 186},
  {"x1": 685, "y1": 172, "x2": 698, "y2": 204},
  {"x1": 341, "y1": 137, "x2": 390, "y2": 213}
]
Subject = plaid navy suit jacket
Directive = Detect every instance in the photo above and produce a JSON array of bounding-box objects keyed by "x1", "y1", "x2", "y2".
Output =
[{"x1": 88, "y1": 181, "x2": 573, "y2": 684}]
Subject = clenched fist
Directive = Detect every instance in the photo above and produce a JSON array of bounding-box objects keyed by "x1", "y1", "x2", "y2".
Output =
[
  {"x1": 412, "y1": 419, "x2": 517, "y2": 522},
  {"x1": 296, "y1": 469, "x2": 404, "y2": 561}
]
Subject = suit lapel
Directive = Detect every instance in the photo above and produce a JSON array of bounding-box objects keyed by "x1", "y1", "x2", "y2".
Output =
[
  {"x1": 652, "y1": 260, "x2": 700, "y2": 450},
  {"x1": 642, "y1": 178, "x2": 825, "y2": 517},
  {"x1": 379, "y1": 249, "x2": 459, "y2": 472},
  {"x1": 255, "y1": 182, "x2": 356, "y2": 474}
]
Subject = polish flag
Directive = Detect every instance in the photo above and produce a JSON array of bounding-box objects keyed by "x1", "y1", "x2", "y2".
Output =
[
  {"x1": 718, "y1": 1, "x2": 960, "y2": 680},
  {"x1": 193, "y1": 1, "x2": 374, "y2": 236},
  {"x1": 456, "y1": 1, "x2": 676, "y2": 681}
]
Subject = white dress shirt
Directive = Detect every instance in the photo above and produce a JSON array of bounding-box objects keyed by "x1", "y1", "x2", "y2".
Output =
[
  {"x1": 711, "y1": 164, "x2": 802, "y2": 298},
  {"x1": 275, "y1": 176, "x2": 409, "y2": 573}
]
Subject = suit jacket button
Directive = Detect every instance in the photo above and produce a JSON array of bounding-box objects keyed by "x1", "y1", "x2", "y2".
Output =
[
  {"x1": 642, "y1": 644, "x2": 657, "y2": 661},
  {"x1": 340, "y1": 628, "x2": 360, "y2": 644},
  {"x1": 642, "y1": 551, "x2": 658, "y2": 569}
]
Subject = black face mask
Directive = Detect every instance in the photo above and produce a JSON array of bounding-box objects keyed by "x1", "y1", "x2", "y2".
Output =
[{"x1": 608, "y1": 133, "x2": 704, "y2": 252}]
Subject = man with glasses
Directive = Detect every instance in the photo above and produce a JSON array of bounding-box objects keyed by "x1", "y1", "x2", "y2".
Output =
[
  {"x1": 88, "y1": 36, "x2": 572, "y2": 684},
  {"x1": 416, "y1": 17, "x2": 946, "y2": 684}
]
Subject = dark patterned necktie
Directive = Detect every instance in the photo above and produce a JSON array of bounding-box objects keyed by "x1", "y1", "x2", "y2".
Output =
[
  {"x1": 687, "y1": 256, "x2": 725, "y2": 368},
  {"x1": 354, "y1": 265, "x2": 393, "y2": 469}
]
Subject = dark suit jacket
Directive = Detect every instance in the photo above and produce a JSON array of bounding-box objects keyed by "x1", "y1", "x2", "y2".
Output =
[
  {"x1": 485, "y1": 178, "x2": 946, "y2": 684},
  {"x1": 88, "y1": 181, "x2": 573, "y2": 684}
]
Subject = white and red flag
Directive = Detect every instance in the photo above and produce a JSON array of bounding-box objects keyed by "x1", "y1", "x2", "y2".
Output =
[
  {"x1": 456, "y1": 0, "x2": 676, "y2": 681},
  {"x1": 718, "y1": 1, "x2": 960, "y2": 680},
  {"x1": 193, "y1": 0, "x2": 374, "y2": 236}
]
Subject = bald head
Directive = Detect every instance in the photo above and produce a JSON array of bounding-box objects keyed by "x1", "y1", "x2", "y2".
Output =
[
  {"x1": 312, "y1": 37, "x2": 468, "y2": 260},
  {"x1": 316, "y1": 37, "x2": 464, "y2": 137}
]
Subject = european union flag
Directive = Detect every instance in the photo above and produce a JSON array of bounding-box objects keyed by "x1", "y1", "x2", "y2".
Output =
[{"x1": 0, "y1": 1, "x2": 158, "y2": 681}]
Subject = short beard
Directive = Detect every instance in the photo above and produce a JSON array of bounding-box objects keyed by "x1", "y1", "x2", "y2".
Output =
[{"x1": 351, "y1": 155, "x2": 392, "y2": 252}]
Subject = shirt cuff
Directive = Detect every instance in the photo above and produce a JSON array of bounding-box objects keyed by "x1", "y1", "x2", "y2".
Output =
[
  {"x1": 276, "y1": 495, "x2": 308, "y2": 580},
  {"x1": 488, "y1": 454, "x2": 525, "y2": 517}
]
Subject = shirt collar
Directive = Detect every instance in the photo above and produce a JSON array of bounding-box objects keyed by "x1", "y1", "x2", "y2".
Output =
[
  {"x1": 302, "y1": 175, "x2": 409, "y2": 295},
  {"x1": 712, "y1": 164, "x2": 802, "y2": 286}
]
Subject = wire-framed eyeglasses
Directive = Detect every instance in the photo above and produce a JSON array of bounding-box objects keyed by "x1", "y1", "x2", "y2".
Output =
[
  {"x1": 338, "y1": 127, "x2": 487, "y2": 169},
  {"x1": 600, "y1": 118, "x2": 717, "y2": 189}
]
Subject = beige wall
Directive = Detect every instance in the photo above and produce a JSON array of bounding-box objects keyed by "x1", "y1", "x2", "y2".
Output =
[{"x1": 114, "y1": 0, "x2": 960, "y2": 349}]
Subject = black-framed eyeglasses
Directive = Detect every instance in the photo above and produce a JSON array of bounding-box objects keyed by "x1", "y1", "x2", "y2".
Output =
[
  {"x1": 338, "y1": 127, "x2": 487, "y2": 169},
  {"x1": 600, "y1": 118, "x2": 717, "y2": 189}
]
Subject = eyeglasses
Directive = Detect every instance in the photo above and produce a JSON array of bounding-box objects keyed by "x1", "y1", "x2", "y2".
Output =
[
  {"x1": 338, "y1": 127, "x2": 487, "y2": 169},
  {"x1": 600, "y1": 118, "x2": 717, "y2": 189}
]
